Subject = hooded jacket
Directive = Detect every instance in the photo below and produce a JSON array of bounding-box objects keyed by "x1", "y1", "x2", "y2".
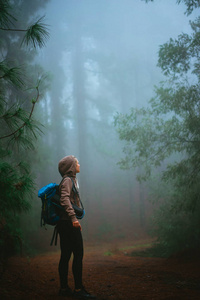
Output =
[{"x1": 58, "y1": 155, "x2": 80, "y2": 223}]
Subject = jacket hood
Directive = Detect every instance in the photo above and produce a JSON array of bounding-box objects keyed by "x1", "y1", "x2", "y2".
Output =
[{"x1": 58, "y1": 155, "x2": 77, "y2": 177}]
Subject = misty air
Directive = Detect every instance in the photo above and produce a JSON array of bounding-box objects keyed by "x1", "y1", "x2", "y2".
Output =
[{"x1": 0, "y1": 0, "x2": 200, "y2": 299}]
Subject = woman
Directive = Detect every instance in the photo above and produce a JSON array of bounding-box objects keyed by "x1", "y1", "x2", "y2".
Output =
[{"x1": 57, "y1": 155, "x2": 95, "y2": 299}]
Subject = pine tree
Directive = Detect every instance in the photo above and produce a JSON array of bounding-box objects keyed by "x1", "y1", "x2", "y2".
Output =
[{"x1": 0, "y1": 0, "x2": 49, "y2": 259}]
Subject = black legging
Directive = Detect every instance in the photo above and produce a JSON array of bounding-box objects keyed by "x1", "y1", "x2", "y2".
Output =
[{"x1": 57, "y1": 220, "x2": 83, "y2": 290}]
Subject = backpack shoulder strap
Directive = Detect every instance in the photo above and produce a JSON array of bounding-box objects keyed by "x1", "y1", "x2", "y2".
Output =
[
  {"x1": 69, "y1": 177, "x2": 84, "y2": 209},
  {"x1": 70, "y1": 177, "x2": 79, "y2": 194},
  {"x1": 50, "y1": 225, "x2": 58, "y2": 246}
]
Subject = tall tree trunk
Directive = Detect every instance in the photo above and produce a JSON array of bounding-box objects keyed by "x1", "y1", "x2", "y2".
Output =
[{"x1": 72, "y1": 23, "x2": 90, "y2": 238}]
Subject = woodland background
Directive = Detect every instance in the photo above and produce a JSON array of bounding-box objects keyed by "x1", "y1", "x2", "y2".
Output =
[{"x1": 0, "y1": 0, "x2": 200, "y2": 262}]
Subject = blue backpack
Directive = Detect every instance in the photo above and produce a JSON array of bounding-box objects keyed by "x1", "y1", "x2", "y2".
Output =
[
  {"x1": 38, "y1": 178, "x2": 85, "y2": 227},
  {"x1": 38, "y1": 179, "x2": 85, "y2": 246},
  {"x1": 38, "y1": 183, "x2": 61, "y2": 226}
]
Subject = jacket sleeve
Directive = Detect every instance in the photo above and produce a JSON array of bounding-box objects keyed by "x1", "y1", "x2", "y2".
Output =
[{"x1": 60, "y1": 177, "x2": 77, "y2": 223}]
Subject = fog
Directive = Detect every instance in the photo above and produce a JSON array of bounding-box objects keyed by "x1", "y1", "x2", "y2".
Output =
[{"x1": 24, "y1": 0, "x2": 197, "y2": 247}]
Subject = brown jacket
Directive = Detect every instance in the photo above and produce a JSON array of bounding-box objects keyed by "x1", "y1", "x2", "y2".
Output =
[{"x1": 58, "y1": 155, "x2": 80, "y2": 223}]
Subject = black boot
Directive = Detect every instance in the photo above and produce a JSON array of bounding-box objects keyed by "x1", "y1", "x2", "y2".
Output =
[
  {"x1": 59, "y1": 286, "x2": 73, "y2": 297},
  {"x1": 73, "y1": 286, "x2": 96, "y2": 299}
]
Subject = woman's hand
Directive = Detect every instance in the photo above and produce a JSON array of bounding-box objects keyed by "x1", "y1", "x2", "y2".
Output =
[{"x1": 73, "y1": 221, "x2": 82, "y2": 231}]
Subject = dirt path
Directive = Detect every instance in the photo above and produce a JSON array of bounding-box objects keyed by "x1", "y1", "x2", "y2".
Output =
[{"x1": 0, "y1": 240, "x2": 200, "y2": 300}]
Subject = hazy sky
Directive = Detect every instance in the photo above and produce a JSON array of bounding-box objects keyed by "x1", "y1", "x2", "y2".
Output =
[
  {"x1": 38, "y1": 0, "x2": 197, "y2": 111},
  {"x1": 41, "y1": 0, "x2": 196, "y2": 63}
]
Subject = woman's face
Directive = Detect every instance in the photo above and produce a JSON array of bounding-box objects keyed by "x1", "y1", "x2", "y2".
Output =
[{"x1": 75, "y1": 159, "x2": 80, "y2": 173}]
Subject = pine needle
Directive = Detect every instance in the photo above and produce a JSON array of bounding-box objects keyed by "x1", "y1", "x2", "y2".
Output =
[
  {"x1": 0, "y1": 60, "x2": 24, "y2": 88},
  {"x1": 0, "y1": 0, "x2": 16, "y2": 28},
  {"x1": 21, "y1": 16, "x2": 50, "y2": 49}
]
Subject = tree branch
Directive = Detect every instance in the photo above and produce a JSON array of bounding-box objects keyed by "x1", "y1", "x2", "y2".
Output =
[
  {"x1": 0, "y1": 27, "x2": 26, "y2": 32},
  {"x1": 0, "y1": 86, "x2": 40, "y2": 140}
]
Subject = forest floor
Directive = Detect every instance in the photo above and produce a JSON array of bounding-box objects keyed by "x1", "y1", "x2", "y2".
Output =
[{"x1": 0, "y1": 237, "x2": 200, "y2": 300}]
